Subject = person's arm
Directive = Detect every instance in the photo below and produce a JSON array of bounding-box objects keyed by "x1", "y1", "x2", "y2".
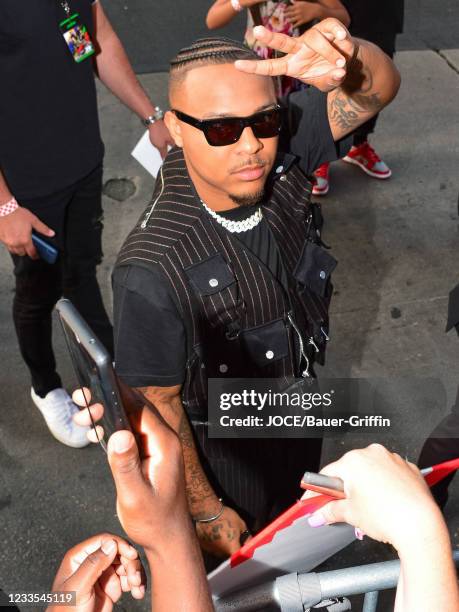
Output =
[
  {"x1": 91, "y1": 1, "x2": 173, "y2": 156},
  {"x1": 285, "y1": 0, "x2": 350, "y2": 29},
  {"x1": 137, "y1": 384, "x2": 249, "y2": 557},
  {"x1": 326, "y1": 36, "x2": 400, "y2": 141},
  {"x1": 235, "y1": 19, "x2": 400, "y2": 141},
  {"x1": 305, "y1": 444, "x2": 459, "y2": 612},
  {"x1": 75, "y1": 387, "x2": 213, "y2": 612},
  {"x1": 206, "y1": 0, "x2": 263, "y2": 30},
  {"x1": 0, "y1": 168, "x2": 54, "y2": 259}
]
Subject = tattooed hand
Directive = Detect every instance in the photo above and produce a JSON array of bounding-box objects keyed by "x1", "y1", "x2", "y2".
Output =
[{"x1": 196, "y1": 505, "x2": 251, "y2": 558}]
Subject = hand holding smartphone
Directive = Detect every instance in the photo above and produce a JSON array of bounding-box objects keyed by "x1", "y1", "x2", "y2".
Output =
[{"x1": 56, "y1": 298, "x2": 131, "y2": 452}]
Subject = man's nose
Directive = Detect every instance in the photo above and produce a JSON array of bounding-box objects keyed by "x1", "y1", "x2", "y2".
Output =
[{"x1": 236, "y1": 126, "x2": 263, "y2": 155}]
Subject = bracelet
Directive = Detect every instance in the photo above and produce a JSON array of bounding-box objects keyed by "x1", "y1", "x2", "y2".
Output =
[
  {"x1": 142, "y1": 106, "x2": 164, "y2": 127},
  {"x1": 231, "y1": 0, "x2": 243, "y2": 12},
  {"x1": 0, "y1": 197, "x2": 18, "y2": 217},
  {"x1": 193, "y1": 499, "x2": 224, "y2": 524}
]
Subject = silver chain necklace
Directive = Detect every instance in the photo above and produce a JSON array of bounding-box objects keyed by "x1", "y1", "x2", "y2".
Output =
[{"x1": 200, "y1": 200, "x2": 262, "y2": 233}]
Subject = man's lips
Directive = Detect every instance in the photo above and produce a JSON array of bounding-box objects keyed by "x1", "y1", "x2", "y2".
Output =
[{"x1": 232, "y1": 165, "x2": 266, "y2": 181}]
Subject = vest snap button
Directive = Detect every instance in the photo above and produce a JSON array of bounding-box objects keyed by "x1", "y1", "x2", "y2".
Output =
[
  {"x1": 280, "y1": 174, "x2": 287, "y2": 182},
  {"x1": 276, "y1": 165, "x2": 284, "y2": 174},
  {"x1": 319, "y1": 270, "x2": 326, "y2": 280},
  {"x1": 219, "y1": 364, "x2": 228, "y2": 373},
  {"x1": 266, "y1": 350, "x2": 274, "y2": 360},
  {"x1": 209, "y1": 278, "x2": 219, "y2": 288}
]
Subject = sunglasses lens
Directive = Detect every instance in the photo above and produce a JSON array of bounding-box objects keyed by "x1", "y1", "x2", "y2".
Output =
[
  {"x1": 252, "y1": 110, "x2": 282, "y2": 139},
  {"x1": 206, "y1": 121, "x2": 242, "y2": 146}
]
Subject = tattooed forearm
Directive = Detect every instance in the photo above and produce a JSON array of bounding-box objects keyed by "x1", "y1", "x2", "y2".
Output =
[
  {"x1": 328, "y1": 88, "x2": 383, "y2": 131},
  {"x1": 178, "y1": 412, "x2": 218, "y2": 516},
  {"x1": 138, "y1": 385, "x2": 219, "y2": 516},
  {"x1": 328, "y1": 37, "x2": 399, "y2": 139}
]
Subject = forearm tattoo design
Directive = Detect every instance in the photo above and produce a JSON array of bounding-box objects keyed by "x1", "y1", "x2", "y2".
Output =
[{"x1": 329, "y1": 54, "x2": 383, "y2": 132}]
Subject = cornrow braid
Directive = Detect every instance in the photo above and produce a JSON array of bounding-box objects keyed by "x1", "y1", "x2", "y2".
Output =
[{"x1": 170, "y1": 36, "x2": 258, "y2": 73}]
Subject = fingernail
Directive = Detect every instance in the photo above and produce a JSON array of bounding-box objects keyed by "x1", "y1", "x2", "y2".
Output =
[
  {"x1": 111, "y1": 430, "x2": 133, "y2": 454},
  {"x1": 336, "y1": 58, "x2": 345, "y2": 67},
  {"x1": 308, "y1": 512, "x2": 327, "y2": 528},
  {"x1": 102, "y1": 539, "x2": 117, "y2": 555},
  {"x1": 355, "y1": 528, "x2": 365, "y2": 540}
]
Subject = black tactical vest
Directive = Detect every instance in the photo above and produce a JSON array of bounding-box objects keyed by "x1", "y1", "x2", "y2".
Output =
[{"x1": 116, "y1": 148, "x2": 337, "y2": 420}]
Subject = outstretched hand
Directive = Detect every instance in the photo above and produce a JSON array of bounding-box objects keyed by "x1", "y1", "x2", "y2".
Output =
[{"x1": 235, "y1": 18, "x2": 355, "y2": 92}]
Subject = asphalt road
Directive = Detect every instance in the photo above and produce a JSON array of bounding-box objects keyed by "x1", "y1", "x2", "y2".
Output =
[
  {"x1": 0, "y1": 2, "x2": 458, "y2": 611},
  {"x1": 103, "y1": 0, "x2": 459, "y2": 73}
]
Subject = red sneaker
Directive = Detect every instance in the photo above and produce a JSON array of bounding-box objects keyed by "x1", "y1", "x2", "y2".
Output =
[
  {"x1": 312, "y1": 162, "x2": 330, "y2": 196},
  {"x1": 343, "y1": 142, "x2": 391, "y2": 179}
]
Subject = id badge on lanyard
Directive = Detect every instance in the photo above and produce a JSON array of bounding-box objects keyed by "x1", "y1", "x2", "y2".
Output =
[{"x1": 59, "y1": 1, "x2": 95, "y2": 63}]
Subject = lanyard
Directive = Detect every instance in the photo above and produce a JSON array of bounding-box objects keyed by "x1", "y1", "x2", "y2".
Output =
[{"x1": 60, "y1": 1, "x2": 71, "y2": 17}]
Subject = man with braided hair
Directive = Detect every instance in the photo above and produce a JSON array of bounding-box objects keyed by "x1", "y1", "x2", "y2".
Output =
[{"x1": 104, "y1": 23, "x2": 400, "y2": 559}]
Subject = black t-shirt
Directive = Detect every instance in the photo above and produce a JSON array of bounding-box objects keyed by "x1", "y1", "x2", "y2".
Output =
[
  {"x1": 113, "y1": 87, "x2": 351, "y2": 388},
  {"x1": 0, "y1": 0, "x2": 104, "y2": 199}
]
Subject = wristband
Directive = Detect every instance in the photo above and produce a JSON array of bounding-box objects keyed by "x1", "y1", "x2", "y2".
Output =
[
  {"x1": 0, "y1": 197, "x2": 19, "y2": 217},
  {"x1": 193, "y1": 499, "x2": 224, "y2": 523},
  {"x1": 142, "y1": 106, "x2": 164, "y2": 127},
  {"x1": 231, "y1": 0, "x2": 243, "y2": 12}
]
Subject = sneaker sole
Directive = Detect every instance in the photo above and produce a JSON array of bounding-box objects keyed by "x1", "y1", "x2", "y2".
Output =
[
  {"x1": 47, "y1": 427, "x2": 90, "y2": 449},
  {"x1": 342, "y1": 156, "x2": 392, "y2": 179},
  {"x1": 312, "y1": 185, "x2": 329, "y2": 196}
]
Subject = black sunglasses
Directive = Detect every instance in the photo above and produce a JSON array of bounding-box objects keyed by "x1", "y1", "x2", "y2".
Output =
[{"x1": 172, "y1": 105, "x2": 283, "y2": 146}]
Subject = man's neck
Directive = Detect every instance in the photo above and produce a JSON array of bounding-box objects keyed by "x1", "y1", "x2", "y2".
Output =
[{"x1": 186, "y1": 161, "x2": 238, "y2": 212}]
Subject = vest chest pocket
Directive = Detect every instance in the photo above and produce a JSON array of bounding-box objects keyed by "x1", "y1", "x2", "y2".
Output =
[
  {"x1": 184, "y1": 253, "x2": 242, "y2": 328},
  {"x1": 293, "y1": 241, "x2": 337, "y2": 298},
  {"x1": 241, "y1": 318, "x2": 289, "y2": 367}
]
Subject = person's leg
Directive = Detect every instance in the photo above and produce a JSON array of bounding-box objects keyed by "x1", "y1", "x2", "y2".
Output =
[
  {"x1": 268, "y1": 437, "x2": 323, "y2": 520},
  {"x1": 418, "y1": 395, "x2": 459, "y2": 510},
  {"x1": 61, "y1": 164, "x2": 114, "y2": 356},
  {"x1": 11, "y1": 188, "x2": 70, "y2": 397},
  {"x1": 14, "y1": 183, "x2": 91, "y2": 447},
  {"x1": 12, "y1": 254, "x2": 63, "y2": 397},
  {"x1": 342, "y1": 30, "x2": 397, "y2": 178}
]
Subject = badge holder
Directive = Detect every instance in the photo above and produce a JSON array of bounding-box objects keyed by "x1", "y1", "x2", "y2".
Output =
[{"x1": 59, "y1": 11, "x2": 95, "y2": 63}]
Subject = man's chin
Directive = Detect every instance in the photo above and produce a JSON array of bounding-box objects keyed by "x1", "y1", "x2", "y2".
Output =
[{"x1": 229, "y1": 189, "x2": 265, "y2": 208}]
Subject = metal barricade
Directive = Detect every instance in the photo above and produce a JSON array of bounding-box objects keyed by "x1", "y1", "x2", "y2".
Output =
[{"x1": 214, "y1": 550, "x2": 459, "y2": 612}]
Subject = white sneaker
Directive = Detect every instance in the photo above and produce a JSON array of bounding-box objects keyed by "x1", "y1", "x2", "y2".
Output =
[{"x1": 31, "y1": 388, "x2": 90, "y2": 448}]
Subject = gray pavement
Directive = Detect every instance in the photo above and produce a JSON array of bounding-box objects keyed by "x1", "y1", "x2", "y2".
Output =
[
  {"x1": 1, "y1": 21, "x2": 459, "y2": 612},
  {"x1": 103, "y1": 0, "x2": 459, "y2": 73}
]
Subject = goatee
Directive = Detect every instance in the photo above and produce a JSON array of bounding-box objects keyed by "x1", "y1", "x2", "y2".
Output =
[{"x1": 229, "y1": 189, "x2": 265, "y2": 208}]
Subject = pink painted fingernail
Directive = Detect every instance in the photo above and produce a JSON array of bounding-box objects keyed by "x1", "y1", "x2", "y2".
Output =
[
  {"x1": 355, "y1": 528, "x2": 365, "y2": 540},
  {"x1": 308, "y1": 512, "x2": 327, "y2": 528}
]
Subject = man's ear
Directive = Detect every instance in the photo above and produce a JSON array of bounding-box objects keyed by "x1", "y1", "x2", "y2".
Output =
[{"x1": 164, "y1": 111, "x2": 183, "y2": 148}]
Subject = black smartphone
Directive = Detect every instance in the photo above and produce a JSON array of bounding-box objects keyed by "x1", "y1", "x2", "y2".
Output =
[
  {"x1": 32, "y1": 231, "x2": 59, "y2": 264},
  {"x1": 56, "y1": 298, "x2": 131, "y2": 452}
]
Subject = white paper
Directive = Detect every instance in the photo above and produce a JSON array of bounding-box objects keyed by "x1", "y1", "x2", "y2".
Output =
[
  {"x1": 208, "y1": 511, "x2": 355, "y2": 599},
  {"x1": 131, "y1": 130, "x2": 163, "y2": 178}
]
